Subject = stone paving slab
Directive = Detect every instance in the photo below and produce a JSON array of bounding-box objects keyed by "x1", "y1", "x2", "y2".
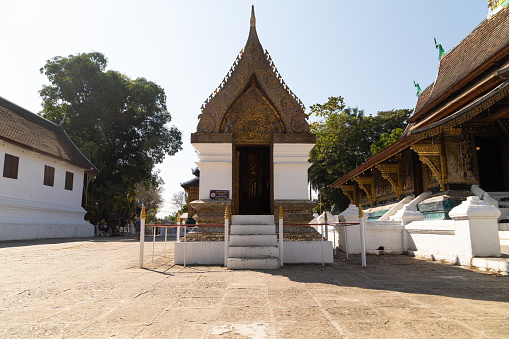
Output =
[{"x1": 1, "y1": 237, "x2": 508, "y2": 338}]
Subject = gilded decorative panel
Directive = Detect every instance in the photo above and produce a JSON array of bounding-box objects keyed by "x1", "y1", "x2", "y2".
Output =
[
  {"x1": 461, "y1": 133, "x2": 475, "y2": 182},
  {"x1": 220, "y1": 79, "x2": 283, "y2": 144}
]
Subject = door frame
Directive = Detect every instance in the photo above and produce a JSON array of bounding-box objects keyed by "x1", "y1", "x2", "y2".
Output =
[{"x1": 232, "y1": 144, "x2": 273, "y2": 215}]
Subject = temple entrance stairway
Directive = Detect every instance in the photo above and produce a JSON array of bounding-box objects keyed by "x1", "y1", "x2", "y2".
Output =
[{"x1": 227, "y1": 215, "x2": 280, "y2": 270}]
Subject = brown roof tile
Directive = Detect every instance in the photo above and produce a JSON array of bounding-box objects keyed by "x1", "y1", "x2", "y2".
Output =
[
  {"x1": 0, "y1": 96, "x2": 96, "y2": 171},
  {"x1": 409, "y1": 7, "x2": 509, "y2": 122}
]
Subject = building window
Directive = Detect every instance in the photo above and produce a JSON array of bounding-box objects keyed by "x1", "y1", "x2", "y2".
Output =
[
  {"x1": 65, "y1": 171, "x2": 74, "y2": 191},
  {"x1": 44, "y1": 165, "x2": 55, "y2": 187},
  {"x1": 3, "y1": 154, "x2": 19, "y2": 179}
]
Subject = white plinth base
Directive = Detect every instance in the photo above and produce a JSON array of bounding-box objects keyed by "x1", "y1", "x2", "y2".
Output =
[
  {"x1": 0, "y1": 196, "x2": 94, "y2": 241},
  {"x1": 174, "y1": 241, "x2": 334, "y2": 265}
]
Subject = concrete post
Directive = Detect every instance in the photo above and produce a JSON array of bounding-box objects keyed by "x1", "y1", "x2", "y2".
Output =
[
  {"x1": 337, "y1": 205, "x2": 365, "y2": 254},
  {"x1": 224, "y1": 206, "x2": 229, "y2": 267},
  {"x1": 449, "y1": 196, "x2": 501, "y2": 265},
  {"x1": 176, "y1": 212, "x2": 181, "y2": 243},
  {"x1": 138, "y1": 204, "x2": 146, "y2": 268},
  {"x1": 279, "y1": 205, "x2": 283, "y2": 267},
  {"x1": 359, "y1": 205, "x2": 366, "y2": 267}
]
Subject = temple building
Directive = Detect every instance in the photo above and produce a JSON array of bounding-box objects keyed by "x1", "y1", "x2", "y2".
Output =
[
  {"x1": 330, "y1": 2, "x2": 509, "y2": 221},
  {"x1": 189, "y1": 6, "x2": 316, "y2": 225},
  {"x1": 175, "y1": 7, "x2": 331, "y2": 268},
  {"x1": 0, "y1": 96, "x2": 97, "y2": 240}
]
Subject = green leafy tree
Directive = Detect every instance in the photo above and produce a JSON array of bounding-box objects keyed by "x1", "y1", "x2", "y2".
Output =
[
  {"x1": 308, "y1": 97, "x2": 411, "y2": 211},
  {"x1": 370, "y1": 128, "x2": 404, "y2": 156},
  {"x1": 39, "y1": 52, "x2": 183, "y2": 222}
]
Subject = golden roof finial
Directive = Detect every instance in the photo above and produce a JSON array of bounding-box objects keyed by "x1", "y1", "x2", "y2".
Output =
[
  {"x1": 279, "y1": 205, "x2": 283, "y2": 219},
  {"x1": 358, "y1": 204, "x2": 364, "y2": 218},
  {"x1": 141, "y1": 204, "x2": 146, "y2": 219},
  {"x1": 224, "y1": 205, "x2": 229, "y2": 219},
  {"x1": 250, "y1": 5, "x2": 256, "y2": 27}
]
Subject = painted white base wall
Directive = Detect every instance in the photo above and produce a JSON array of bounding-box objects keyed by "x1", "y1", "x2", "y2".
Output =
[
  {"x1": 0, "y1": 196, "x2": 94, "y2": 241},
  {"x1": 174, "y1": 241, "x2": 333, "y2": 265},
  {"x1": 334, "y1": 222, "x2": 404, "y2": 255}
]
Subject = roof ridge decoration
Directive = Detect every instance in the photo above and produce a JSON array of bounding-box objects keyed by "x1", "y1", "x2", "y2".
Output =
[{"x1": 195, "y1": 6, "x2": 310, "y2": 136}]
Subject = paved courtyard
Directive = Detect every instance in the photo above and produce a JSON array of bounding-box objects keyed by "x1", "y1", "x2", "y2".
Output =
[{"x1": 1, "y1": 237, "x2": 508, "y2": 338}]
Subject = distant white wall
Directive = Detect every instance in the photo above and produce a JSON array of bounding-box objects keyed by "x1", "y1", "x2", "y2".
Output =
[
  {"x1": 0, "y1": 141, "x2": 93, "y2": 240},
  {"x1": 273, "y1": 143, "x2": 314, "y2": 200},
  {"x1": 192, "y1": 143, "x2": 232, "y2": 200}
]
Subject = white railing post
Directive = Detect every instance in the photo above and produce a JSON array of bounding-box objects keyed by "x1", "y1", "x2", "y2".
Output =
[
  {"x1": 183, "y1": 224, "x2": 187, "y2": 268},
  {"x1": 152, "y1": 224, "x2": 156, "y2": 262},
  {"x1": 138, "y1": 204, "x2": 146, "y2": 268},
  {"x1": 176, "y1": 212, "x2": 181, "y2": 243},
  {"x1": 359, "y1": 205, "x2": 366, "y2": 267},
  {"x1": 344, "y1": 225, "x2": 349, "y2": 259},
  {"x1": 164, "y1": 226, "x2": 167, "y2": 257},
  {"x1": 279, "y1": 206, "x2": 283, "y2": 267},
  {"x1": 324, "y1": 211, "x2": 329, "y2": 240},
  {"x1": 224, "y1": 206, "x2": 229, "y2": 267},
  {"x1": 321, "y1": 223, "x2": 324, "y2": 266}
]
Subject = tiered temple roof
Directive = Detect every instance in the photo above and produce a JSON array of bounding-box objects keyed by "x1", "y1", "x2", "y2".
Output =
[
  {"x1": 330, "y1": 6, "x2": 509, "y2": 189},
  {"x1": 191, "y1": 6, "x2": 314, "y2": 144},
  {"x1": 0, "y1": 96, "x2": 97, "y2": 171}
]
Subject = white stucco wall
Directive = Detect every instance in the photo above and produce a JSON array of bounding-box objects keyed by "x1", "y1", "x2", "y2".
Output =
[
  {"x1": 192, "y1": 143, "x2": 232, "y2": 200},
  {"x1": 273, "y1": 143, "x2": 314, "y2": 200},
  {"x1": 0, "y1": 141, "x2": 93, "y2": 240},
  {"x1": 192, "y1": 143, "x2": 313, "y2": 201},
  {"x1": 0, "y1": 142, "x2": 84, "y2": 206}
]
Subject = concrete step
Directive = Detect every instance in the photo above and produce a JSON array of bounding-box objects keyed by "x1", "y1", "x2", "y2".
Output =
[
  {"x1": 232, "y1": 215, "x2": 274, "y2": 225},
  {"x1": 229, "y1": 245, "x2": 279, "y2": 258},
  {"x1": 227, "y1": 257, "x2": 280, "y2": 270},
  {"x1": 229, "y1": 234, "x2": 277, "y2": 246},
  {"x1": 231, "y1": 224, "x2": 275, "y2": 235}
]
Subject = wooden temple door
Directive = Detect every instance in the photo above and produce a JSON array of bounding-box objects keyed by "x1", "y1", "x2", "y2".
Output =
[{"x1": 236, "y1": 146, "x2": 271, "y2": 215}]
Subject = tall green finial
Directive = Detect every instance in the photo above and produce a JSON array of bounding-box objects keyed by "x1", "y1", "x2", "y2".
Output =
[
  {"x1": 434, "y1": 38, "x2": 446, "y2": 60},
  {"x1": 413, "y1": 80, "x2": 422, "y2": 96}
]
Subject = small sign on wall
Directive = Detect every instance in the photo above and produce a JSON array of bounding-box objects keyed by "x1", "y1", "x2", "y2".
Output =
[{"x1": 210, "y1": 190, "x2": 230, "y2": 200}]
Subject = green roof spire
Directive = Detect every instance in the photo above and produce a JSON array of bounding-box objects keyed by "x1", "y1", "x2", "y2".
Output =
[
  {"x1": 434, "y1": 38, "x2": 446, "y2": 60},
  {"x1": 413, "y1": 80, "x2": 422, "y2": 96}
]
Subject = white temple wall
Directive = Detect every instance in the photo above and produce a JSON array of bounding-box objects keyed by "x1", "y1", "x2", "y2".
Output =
[
  {"x1": 192, "y1": 143, "x2": 232, "y2": 200},
  {"x1": 0, "y1": 141, "x2": 93, "y2": 240},
  {"x1": 1, "y1": 142, "x2": 84, "y2": 206},
  {"x1": 273, "y1": 143, "x2": 314, "y2": 200}
]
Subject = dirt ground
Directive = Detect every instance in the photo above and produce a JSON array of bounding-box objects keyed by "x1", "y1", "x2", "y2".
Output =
[{"x1": 1, "y1": 237, "x2": 508, "y2": 338}]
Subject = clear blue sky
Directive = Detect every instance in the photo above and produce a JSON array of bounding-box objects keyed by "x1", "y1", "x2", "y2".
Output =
[{"x1": 0, "y1": 1, "x2": 489, "y2": 216}]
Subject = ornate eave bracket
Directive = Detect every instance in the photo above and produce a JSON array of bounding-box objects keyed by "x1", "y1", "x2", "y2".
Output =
[
  {"x1": 411, "y1": 144, "x2": 447, "y2": 191},
  {"x1": 339, "y1": 184, "x2": 357, "y2": 205},
  {"x1": 376, "y1": 163, "x2": 402, "y2": 199},
  {"x1": 353, "y1": 176, "x2": 375, "y2": 206}
]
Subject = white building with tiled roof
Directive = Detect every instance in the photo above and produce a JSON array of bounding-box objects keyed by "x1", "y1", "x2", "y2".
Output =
[{"x1": 0, "y1": 96, "x2": 97, "y2": 241}]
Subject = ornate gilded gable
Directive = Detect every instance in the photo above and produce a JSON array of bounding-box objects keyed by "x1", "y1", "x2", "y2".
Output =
[{"x1": 193, "y1": 6, "x2": 312, "y2": 143}]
